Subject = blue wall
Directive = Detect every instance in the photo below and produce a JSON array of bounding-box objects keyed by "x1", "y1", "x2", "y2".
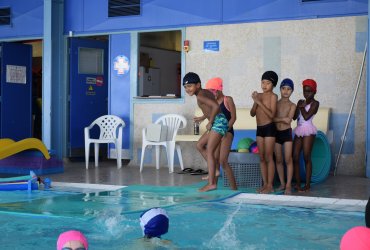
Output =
[
  {"x1": 0, "y1": 0, "x2": 367, "y2": 39},
  {"x1": 64, "y1": 0, "x2": 367, "y2": 35},
  {"x1": 109, "y1": 34, "x2": 131, "y2": 152},
  {"x1": 0, "y1": 0, "x2": 43, "y2": 39}
]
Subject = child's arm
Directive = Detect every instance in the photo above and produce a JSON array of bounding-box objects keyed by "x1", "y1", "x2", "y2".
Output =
[
  {"x1": 193, "y1": 115, "x2": 206, "y2": 123},
  {"x1": 225, "y1": 96, "x2": 237, "y2": 129},
  {"x1": 293, "y1": 100, "x2": 303, "y2": 120},
  {"x1": 299, "y1": 100, "x2": 320, "y2": 121},
  {"x1": 274, "y1": 102, "x2": 297, "y2": 124},
  {"x1": 250, "y1": 91, "x2": 258, "y2": 117},
  {"x1": 253, "y1": 94, "x2": 277, "y2": 120},
  {"x1": 286, "y1": 103, "x2": 297, "y2": 124}
]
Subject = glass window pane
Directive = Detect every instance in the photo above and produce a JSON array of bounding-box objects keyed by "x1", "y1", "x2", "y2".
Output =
[{"x1": 78, "y1": 47, "x2": 104, "y2": 75}]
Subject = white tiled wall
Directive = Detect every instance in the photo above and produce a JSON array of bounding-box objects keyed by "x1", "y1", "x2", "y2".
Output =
[{"x1": 131, "y1": 16, "x2": 367, "y2": 176}]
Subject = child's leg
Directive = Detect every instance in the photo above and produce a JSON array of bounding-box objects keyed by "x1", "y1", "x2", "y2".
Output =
[
  {"x1": 256, "y1": 136, "x2": 267, "y2": 192},
  {"x1": 302, "y1": 135, "x2": 315, "y2": 191},
  {"x1": 261, "y1": 137, "x2": 275, "y2": 194},
  {"x1": 196, "y1": 133, "x2": 210, "y2": 161},
  {"x1": 219, "y1": 132, "x2": 237, "y2": 190},
  {"x1": 199, "y1": 131, "x2": 222, "y2": 192},
  {"x1": 283, "y1": 141, "x2": 293, "y2": 195},
  {"x1": 214, "y1": 143, "x2": 221, "y2": 176},
  {"x1": 202, "y1": 142, "x2": 220, "y2": 180},
  {"x1": 274, "y1": 142, "x2": 286, "y2": 191},
  {"x1": 293, "y1": 136, "x2": 303, "y2": 191}
]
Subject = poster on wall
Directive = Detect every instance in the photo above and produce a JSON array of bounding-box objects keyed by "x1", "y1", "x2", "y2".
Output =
[
  {"x1": 113, "y1": 55, "x2": 130, "y2": 76},
  {"x1": 6, "y1": 65, "x2": 26, "y2": 84}
]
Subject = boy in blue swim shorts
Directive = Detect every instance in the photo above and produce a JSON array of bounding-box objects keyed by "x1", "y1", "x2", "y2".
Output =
[{"x1": 183, "y1": 72, "x2": 228, "y2": 192}]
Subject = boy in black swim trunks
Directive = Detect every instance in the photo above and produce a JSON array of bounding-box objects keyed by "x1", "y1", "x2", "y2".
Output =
[
  {"x1": 251, "y1": 71, "x2": 278, "y2": 194},
  {"x1": 273, "y1": 78, "x2": 296, "y2": 195},
  {"x1": 183, "y1": 72, "x2": 229, "y2": 192}
]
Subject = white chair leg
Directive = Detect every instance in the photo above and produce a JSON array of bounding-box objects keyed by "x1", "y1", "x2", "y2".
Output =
[
  {"x1": 167, "y1": 142, "x2": 175, "y2": 173},
  {"x1": 94, "y1": 143, "x2": 99, "y2": 167},
  {"x1": 85, "y1": 142, "x2": 90, "y2": 169},
  {"x1": 140, "y1": 145, "x2": 147, "y2": 172},
  {"x1": 116, "y1": 144, "x2": 122, "y2": 169},
  {"x1": 155, "y1": 145, "x2": 160, "y2": 170},
  {"x1": 176, "y1": 144, "x2": 184, "y2": 170}
]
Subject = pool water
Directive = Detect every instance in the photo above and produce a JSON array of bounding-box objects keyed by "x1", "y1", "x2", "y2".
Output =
[{"x1": 0, "y1": 188, "x2": 364, "y2": 250}]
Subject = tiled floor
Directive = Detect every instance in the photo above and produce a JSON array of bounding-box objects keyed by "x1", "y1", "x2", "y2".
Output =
[{"x1": 45, "y1": 159, "x2": 370, "y2": 200}]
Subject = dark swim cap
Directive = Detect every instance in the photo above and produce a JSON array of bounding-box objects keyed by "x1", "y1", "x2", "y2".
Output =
[
  {"x1": 280, "y1": 78, "x2": 294, "y2": 91},
  {"x1": 183, "y1": 72, "x2": 201, "y2": 85},
  {"x1": 261, "y1": 71, "x2": 278, "y2": 87}
]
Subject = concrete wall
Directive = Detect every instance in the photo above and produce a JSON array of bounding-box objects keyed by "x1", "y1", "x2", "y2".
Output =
[{"x1": 131, "y1": 15, "x2": 367, "y2": 176}]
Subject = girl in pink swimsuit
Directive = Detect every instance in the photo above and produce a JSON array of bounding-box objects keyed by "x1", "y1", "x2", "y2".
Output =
[{"x1": 292, "y1": 79, "x2": 320, "y2": 192}]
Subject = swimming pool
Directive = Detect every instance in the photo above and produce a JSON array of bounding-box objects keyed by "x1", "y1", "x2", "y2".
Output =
[{"x1": 0, "y1": 186, "x2": 365, "y2": 250}]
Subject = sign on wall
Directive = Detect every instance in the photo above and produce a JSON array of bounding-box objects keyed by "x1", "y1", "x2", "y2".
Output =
[
  {"x1": 203, "y1": 41, "x2": 220, "y2": 52},
  {"x1": 6, "y1": 65, "x2": 26, "y2": 84},
  {"x1": 113, "y1": 55, "x2": 130, "y2": 75}
]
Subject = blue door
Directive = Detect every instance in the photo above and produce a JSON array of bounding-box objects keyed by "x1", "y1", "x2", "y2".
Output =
[
  {"x1": 0, "y1": 42, "x2": 32, "y2": 140},
  {"x1": 69, "y1": 38, "x2": 108, "y2": 157}
]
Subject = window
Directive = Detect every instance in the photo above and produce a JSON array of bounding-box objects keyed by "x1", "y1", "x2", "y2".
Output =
[
  {"x1": 108, "y1": 0, "x2": 141, "y2": 17},
  {"x1": 137, "y1": 30, "x2": 182, "y2": 98},
  {"x1": 0, "y1": 7, "x2": 11, "y2": 25},
  {"x1": 78, "y1": 48, "x2": 104, "y2": 75}
]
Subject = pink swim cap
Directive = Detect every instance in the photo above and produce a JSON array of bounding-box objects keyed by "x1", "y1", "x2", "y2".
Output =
[
  {"x1": 340, "y1": 226, "x2": 370, "y2": 250},
  {"x1": 57, "y1": 230, "x2": 88, "y2": 250},
  {"x1": 205, "y1": 77, "x2": 223, "y2": 91}
]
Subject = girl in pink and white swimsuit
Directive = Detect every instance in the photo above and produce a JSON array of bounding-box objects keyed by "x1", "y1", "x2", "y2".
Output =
[
  {"x1": 294, "y1": 103, "x2": 317, "y2": 137},
  {"x1": 292, "y1": 79, "x2": 320, "y2": 192}
]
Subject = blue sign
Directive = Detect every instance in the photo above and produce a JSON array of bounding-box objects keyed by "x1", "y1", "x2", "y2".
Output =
[{"x1": 203, "y1": 41, "x2": 220, "y2": 52}]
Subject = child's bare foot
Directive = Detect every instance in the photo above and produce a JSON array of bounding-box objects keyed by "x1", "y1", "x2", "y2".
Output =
[
  {"x1": 256, "y1": 185, "x2": 267, "y2": 193},
  {"x1": 294, "y1": 184, "x2": 303, "y2": 192},
  {"x1": 201, "y1": 175, "x2": 209, "y2": 180},
  {"x1": 303, "y1": 185, "x2": 311, "y2": 192},
  {"x1": 276, "y1": 184, "x2": 286, "y2": 191},
  {"x1": 284, "y1": 186, "x2": 292, "y2": 195},
  {"x1": 261, "y1": 186, "x2": 274, "y2": 194},
  {"x1": 201, "y1": 170, "x2": 220, "y2": 180},
  {"x1": 199, "y1": 184, "x2": 217, "y2": 192}
]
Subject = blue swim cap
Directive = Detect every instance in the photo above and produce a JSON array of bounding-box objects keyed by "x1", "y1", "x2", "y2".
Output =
[
  {"x1": 280, "y1": 78, "x2": 294, "y2": 91},
  {"x1": 140, "y1": 208, "x2": 169, "y2": 238}
]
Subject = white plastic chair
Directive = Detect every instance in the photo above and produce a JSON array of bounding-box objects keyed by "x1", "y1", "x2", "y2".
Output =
[
  {"x1": 140, "y1": 114, "x2": 187, "y2": 173},
  {"x1": 84, "y1": 115, "x2": 125, "y2": 169}
]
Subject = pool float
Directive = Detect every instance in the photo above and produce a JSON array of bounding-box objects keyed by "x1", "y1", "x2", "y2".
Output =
[
  {"x1": 0, "y1": 171, "x2": 38, "y2": 191},
  {"x1": 0, "y1": 138, "x2": 50, "y2": 160}
]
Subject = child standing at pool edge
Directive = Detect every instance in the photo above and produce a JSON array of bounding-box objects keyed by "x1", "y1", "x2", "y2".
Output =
[
  {"x1": 250, "y1": 71, "x2": 278, "y2": 194},
  {"x1": 273, "y1": 78, "x2": 296, "y2": 195},
  {"x1": 194, "y1": 77, "x2": 238, "y2": 190},
  {"x1": 293, "y1": 79, "x2": 320, "y2": 192},
  {"x1": 183, "y1": 72, "x2": 229, "y2": 192}
]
